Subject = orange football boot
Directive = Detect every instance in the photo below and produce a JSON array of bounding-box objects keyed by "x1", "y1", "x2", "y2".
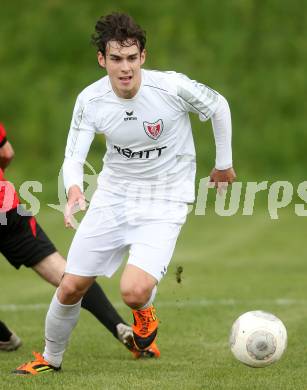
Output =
[
  {"x1": 130, "y1": 342, "x2": 161, "y2": 359},
  {"x1": 132, "y1": 305, "x2": 159, "y2": 350},
  {"x1": 12, "y1": 352, "x2": 61, "y2": 375}
]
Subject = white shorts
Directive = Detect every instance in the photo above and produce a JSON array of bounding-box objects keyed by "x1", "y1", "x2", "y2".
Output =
[{"x1": 65, "y1": 190, "x2": 188, "y2": 282}]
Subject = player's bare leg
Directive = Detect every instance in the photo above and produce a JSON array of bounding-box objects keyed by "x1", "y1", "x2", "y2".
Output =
[
  {"x1": 33, "y1": 252, "x2": 134, "y2": 350},
  {"x1": 120, "y1": 264, "x2": 159, "y2": 353},
  {"x1": 34, "y1": 257, "x2": 158, "y2": 360},
  {"x1": 57, "y1": 273, "x2": 95, "y2": 304},
  {"x1": 32, "y1": 252, "x2": 65, "y2": 287}
]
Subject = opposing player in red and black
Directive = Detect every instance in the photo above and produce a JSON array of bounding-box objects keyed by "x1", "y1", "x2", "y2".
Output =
[{"x1": 0, "y1": 122, "x2": 157, "y2": 358}]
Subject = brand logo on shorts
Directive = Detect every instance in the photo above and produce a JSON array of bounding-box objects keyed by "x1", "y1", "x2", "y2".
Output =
[
  {"x1": 160, "y1": 266, "x2": 167, "y2": 277},
  {"x1": 143, "y1": 119, "x2": 164, "y2": 140}
]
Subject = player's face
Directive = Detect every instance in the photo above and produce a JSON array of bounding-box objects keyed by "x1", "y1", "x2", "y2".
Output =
[{"x1": 98, "y1": 40, "x2": 146, "y2": 99}]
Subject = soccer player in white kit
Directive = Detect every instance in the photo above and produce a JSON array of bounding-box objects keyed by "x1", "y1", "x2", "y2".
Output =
[{"x1": 15, "y1": 12, "x2": 236, "y2": 374}]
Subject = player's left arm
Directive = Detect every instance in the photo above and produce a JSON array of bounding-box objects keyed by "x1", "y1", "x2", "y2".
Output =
[
  {"x1": 208, "y1": 94, "x2": 236, "y2": 191},
  {"x1": 0, "y1": 139, "x2": 14, "y2": 169},
  {"x1": 209, "y1": 167, "x2": 236, "y2": 193},
  {"x1": 172, "y1": 73, "x2": 236, "y2": 190}
]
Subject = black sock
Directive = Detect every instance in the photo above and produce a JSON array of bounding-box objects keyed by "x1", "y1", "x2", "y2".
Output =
[
  {"x1": 0, "y1": 321, "x2": 13, "y2": 342},
  {"x1": 81, "y1": 281, "x2": 127, "y2": 338}
]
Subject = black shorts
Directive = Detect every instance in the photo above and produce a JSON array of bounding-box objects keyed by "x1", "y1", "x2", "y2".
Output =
[{"x1": 0, "y1": 207, "x2": 56, "y2": 269}]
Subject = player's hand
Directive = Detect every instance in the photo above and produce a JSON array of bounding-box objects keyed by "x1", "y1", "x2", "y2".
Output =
[
  {"x1": 209, "y1": 167, "x2": 236, "y2": 195},
  {"x1": 64, "y1": 185, "x2": 86, "y2": 228}
]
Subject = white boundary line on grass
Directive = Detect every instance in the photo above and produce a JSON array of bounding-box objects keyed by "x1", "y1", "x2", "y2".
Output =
[{"x1": 0, "y1": 299, "x2": 306, "y2": 312}]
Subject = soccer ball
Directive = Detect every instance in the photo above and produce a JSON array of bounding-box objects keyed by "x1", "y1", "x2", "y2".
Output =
[{"x1": 229, "y1": 310, "x2": 287, "y2": 367}]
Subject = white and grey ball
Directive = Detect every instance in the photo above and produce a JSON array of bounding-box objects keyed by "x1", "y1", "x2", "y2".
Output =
[{"x1": 229, "y1": 310, "x2": 287, "y2": 367}]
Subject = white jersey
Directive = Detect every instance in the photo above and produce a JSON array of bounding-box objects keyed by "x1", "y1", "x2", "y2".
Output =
[{"x1": 63, "y1": 69, "x2": 232, "y2": 202}]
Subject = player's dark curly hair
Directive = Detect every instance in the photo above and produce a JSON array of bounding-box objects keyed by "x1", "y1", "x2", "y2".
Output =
[{"x1": 91, "y1": 13, "x2": 146, "y2": 56}]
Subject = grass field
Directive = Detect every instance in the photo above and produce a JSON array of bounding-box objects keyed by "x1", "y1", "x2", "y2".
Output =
[{"x1": 1, "y1": 206, "x2": 307, "y2": 389}]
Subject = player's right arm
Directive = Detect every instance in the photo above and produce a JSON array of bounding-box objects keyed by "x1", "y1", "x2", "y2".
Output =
[
  {"x1": 64, "y1": 185, "x2": 86, "y2": 228},
  {"x1": 62, "y1": 96, "x2": 96, "y2": 228}
]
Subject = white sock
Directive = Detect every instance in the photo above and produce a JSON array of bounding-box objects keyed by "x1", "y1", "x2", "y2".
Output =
[
  {"x1": 139, "y1": 286, "x2": 157, "y2": 310},
  {"x1": 43, "y1": 290, "x2": 81, "y2": 367}
]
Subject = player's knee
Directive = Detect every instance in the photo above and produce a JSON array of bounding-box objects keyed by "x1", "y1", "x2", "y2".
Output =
[
  {"x1": 58, "y1": 279, "x2": 87, "y2": 304},
  {"x1": 121, "y1": 284, "x2": 151, "y2": 309}
]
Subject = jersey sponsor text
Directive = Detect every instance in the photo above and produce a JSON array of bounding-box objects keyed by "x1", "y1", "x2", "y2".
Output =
[{"x1": 113, "y1": 145, "x2": 167, "y2": 159}]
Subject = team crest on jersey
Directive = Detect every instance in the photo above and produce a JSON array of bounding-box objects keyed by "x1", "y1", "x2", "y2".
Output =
[{"x1": 143, "y1": 119, "x2": 164, "y2": 140}]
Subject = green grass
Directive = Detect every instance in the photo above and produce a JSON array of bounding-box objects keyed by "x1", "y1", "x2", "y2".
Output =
[{"x1": 1, "y1": 207, "x2": 307, "y2": 389}]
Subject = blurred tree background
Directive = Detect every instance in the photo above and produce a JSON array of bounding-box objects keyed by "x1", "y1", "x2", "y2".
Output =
[{"x1": 0, "y1": 0, "x2": 306, "y2": 203}]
